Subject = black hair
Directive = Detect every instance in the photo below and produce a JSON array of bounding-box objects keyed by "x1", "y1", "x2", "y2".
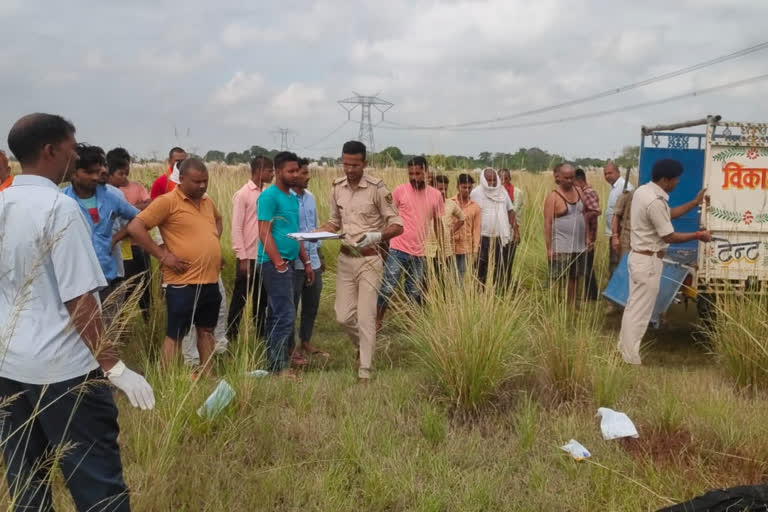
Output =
[
  {"x1": 7, "y1": 113, "x2": 76, "y2": 166},
  {"x1": 574, "y1": 168, "x2": 586, "y2": 181},
  {"x1": 250, "y1": 155, "x2": 273, "y2": 173},
  {"x1": 435, "y1": 174, "x2": 449, "y2": 185},
  {"x1": 76, "y1": 143, "x2": 106, "y2": 170},
  {"x1": 169, "y1": 146, "x2": 185, "y2": 159},
  {"x1": 179, "y1": 157, "x2": 207, "y2": 176},
  {"x1": 406, "y1": 156, "x2": 428, "y2": 169},
  {"x1": 274, "y1": 151, "x2": 299, "y2": 170},
  {"x1": 298, "y1": 157, "x2": 309, "y2": 167},
  {"x1": 457, "y1": 173, "x2": 475, "y2": 185},
  {"x1": 651, "y1": 158, "x2": 684, "y2": 182},
  {"x1": 107, "y1": 147, "x2": 131, "y2": 175},
  {"x1": 342, "y1": 140, "x2": 366, "y2": 160}
]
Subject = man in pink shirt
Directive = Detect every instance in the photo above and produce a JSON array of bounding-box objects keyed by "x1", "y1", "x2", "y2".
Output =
[
  {"x1": 226, "y1": 156, "x2": 275, "y2": 340},
  {"x1": 377, "y1": 156, "x2": 443, "y2": 328}
]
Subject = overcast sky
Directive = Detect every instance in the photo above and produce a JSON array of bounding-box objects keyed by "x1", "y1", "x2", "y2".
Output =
[{"x1": 2, "y1": 0, "x2": 766, "y2": 160}]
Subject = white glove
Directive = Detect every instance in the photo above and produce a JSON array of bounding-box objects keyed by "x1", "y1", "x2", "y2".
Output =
[
  {"x1": 355, "y1": 232, "x2": 382, "y2": 248},
  {"x1": 105, "y1": 361, "x2": 156, "y2": 410}
]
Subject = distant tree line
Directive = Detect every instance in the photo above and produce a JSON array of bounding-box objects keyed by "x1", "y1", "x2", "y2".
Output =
[{"x1": 200, "y1": 144, "x2": 640, "y2": 171}]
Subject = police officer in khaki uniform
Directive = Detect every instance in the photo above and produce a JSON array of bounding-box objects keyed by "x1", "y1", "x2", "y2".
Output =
[
  {"x1": 618, "y1": 158, "x2": 710, "y2": 364},
  {"x1": 318, "y1": 141, "x2": 403, "y2": 380}
]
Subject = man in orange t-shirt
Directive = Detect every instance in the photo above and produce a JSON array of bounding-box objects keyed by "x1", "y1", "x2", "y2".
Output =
[
  {"x1": 0, "y1": 150, "x2": 12, "y2": 191},
  {"x1": 150, "y1": 147, "x2": 186, "y2": 200}
]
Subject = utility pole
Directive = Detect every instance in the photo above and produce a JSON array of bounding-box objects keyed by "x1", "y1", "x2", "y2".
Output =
[
  {"x1": 338, "y1": 92, "x2": 393, "y2": 153},
  {"x1": 271, "y1": 128, "x2": 296, "y2": 151}
]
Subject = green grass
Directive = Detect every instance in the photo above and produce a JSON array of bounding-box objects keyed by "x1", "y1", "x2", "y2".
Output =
[{"x1": 4, "y1": 164, "x2": 768, "y2": 510}]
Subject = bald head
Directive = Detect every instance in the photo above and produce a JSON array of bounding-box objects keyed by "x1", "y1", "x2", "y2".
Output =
[
  {"x1": 604, "y1": 161, "x2": 620, "y2": 185},
  {"x1": 555, "y1": 163, "x2": 576, "y2": 191}
]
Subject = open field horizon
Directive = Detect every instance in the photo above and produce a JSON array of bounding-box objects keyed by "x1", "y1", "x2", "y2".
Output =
[{"x1": 3, "y1": 163, "x2": 767, "y2": 511}]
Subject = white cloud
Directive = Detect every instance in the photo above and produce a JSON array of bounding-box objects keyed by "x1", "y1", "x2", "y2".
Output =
[
  {"x1": 220, "y1": 22, "x2": 282, "y2": 48},
  {"x1": 212, "y1": 71, "x2": 266, "y2": 107},
  {"x1": 269, "y1": 83, "x2": 327, "y2": 117}
]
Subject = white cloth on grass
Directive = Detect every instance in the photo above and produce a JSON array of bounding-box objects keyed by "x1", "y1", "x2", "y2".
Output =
[{"x1": 0, "y1": 175, "x2": 107, "y2": 384}]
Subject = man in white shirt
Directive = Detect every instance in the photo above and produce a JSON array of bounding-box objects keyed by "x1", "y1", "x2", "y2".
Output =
[
  {"x1": 604, "y1": 161, "x2": 634, "y2": 276},
  {"x1": 0, "y1": 113, "x2": 154, "y2": 512},
  {"x1": 470, "y1": 168, "x2": 516, "y2": 287}
]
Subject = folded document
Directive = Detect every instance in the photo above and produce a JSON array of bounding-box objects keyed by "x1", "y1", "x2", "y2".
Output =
[{"x1": 287, "y1": 232, "x2": 342, "y2": 241}]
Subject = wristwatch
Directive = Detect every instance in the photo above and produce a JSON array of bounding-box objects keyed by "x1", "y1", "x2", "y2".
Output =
[{"x1": 104, "y1": 360, "x2": 126, "y2": 378}]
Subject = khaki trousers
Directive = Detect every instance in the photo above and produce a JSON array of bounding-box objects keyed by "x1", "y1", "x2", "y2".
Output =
[
  {"x1": 618, "y1": 252, "x2": 663, "y2": 364},
  {"x1": 335, "y1": 253, "x2": 384, "y2": 378}
]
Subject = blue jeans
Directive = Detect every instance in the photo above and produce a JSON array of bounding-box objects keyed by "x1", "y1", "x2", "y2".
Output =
[
  {"x1": 455, "y1": 253, "x2": 467, "y2": 281},
  {"x1": 0, "y1": 371, "x2": 130, "y2": 511},
  {"x1": 260, "y1": 261, "x2": 297, "y2": 372},
  {"x1": 377, "y1": 249, "x2": 426, "y2": 308}
]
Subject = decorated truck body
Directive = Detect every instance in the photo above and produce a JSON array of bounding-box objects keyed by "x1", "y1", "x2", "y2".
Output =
[{"x1": 603, "y1": 116, "x2": 768, "y2": 323}]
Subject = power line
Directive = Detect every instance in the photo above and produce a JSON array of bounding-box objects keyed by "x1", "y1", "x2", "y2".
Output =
[
  {"x1": 382, "y1": 40, "x2": 768, "y2": 131},
  {"x1": 379, "y1": 72, "x2": 768, "y2": 132},
  {"x1": 301, "y1": 120, "x2": 352, "y2": 150}
]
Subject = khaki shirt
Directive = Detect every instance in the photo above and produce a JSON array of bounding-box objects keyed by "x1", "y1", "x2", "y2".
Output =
[
  {"x1": 328, "y1": 175, "x2": 402, "y2": 247},
  {"x1": 629, "y1": 181, "x2": 674, "y2": 253}
]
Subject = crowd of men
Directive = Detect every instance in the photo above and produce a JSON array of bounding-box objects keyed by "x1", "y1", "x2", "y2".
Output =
[{"x1": 0, "y1": 112, "x2": 712, "y2": 510}]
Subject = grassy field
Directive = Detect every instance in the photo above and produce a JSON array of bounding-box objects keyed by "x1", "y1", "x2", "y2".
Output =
[{"x1": 6, "y1": 163, "x2": 768, "y2": 511}]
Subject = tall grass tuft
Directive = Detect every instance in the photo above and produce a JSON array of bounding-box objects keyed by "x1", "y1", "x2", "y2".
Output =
[
  {"x1": 404, "y1": 269, "x2": 532, "y2": 412},
  {"x1": 705, "y1": 294, "x2": 768, "y2": 391},
  {"x1": 534, "y1": 293, "x2": 612, "y2": 403}
]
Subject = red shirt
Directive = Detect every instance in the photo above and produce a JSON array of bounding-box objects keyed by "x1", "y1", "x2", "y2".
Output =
[
  {"x1": 503, "y1": 183, "x2": 515, "y2": 202},
  {"x1": 150, "y1": 167, "x2": 177, "y2": 200}
]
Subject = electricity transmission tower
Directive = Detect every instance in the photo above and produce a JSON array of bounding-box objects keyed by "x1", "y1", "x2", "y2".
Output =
[
  {"x1": 271, "y1": 128, "x2": 296, "y2": 150},
  {"x1": 338, "y1": 92, "x2": 393, "y2": 153}
]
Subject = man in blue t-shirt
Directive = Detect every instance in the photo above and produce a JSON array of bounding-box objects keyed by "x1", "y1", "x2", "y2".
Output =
[
  {"x1": 257, "y1": 151, "x2": 314, "y2": 377},
  {"x1": 63, "y1": 144, "x2": 138, "y2": 326}
]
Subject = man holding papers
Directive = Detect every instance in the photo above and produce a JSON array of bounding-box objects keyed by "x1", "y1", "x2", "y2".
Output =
[{"x1": 317, "y1": 141, "x2": 403, "y2": 382}]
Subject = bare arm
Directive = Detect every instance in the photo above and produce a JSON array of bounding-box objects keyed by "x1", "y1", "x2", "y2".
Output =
[
  {"x1": 382, "y1": 223, "x2": 403, "y2": 241},
  {"x1": 216, "y1": 217, "x2": 223, "y2": 238},
  {"x1": 65, "y1": 293, "x2": 118, "y2": 371},
  {"x1": 670, "y1": 189, "x2": 706, "y2": 219},
  {"x1": 111, "y1": 227, "x2": 129, "y2": 249},
  {"x1": 663, "y1": 232, "x2": 700, "y2": 244},
  {"x1": 126, "y1": 218, "x2": 188, "y2": 273},
  {"x1": 258, "y1": 220, "x2": 285, "y2": 268},
  {"x1": 543, "y1": 193, "x2": 555, "y2": 257}
]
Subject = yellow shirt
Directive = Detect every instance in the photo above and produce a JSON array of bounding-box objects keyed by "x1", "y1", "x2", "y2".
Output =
[{"x1": 137, "y1": 187, "x2": 222, "y2": 285}]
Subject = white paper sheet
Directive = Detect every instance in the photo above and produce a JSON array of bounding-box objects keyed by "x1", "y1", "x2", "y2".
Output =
[{"x1": 287, "y1": 231, "x2": 342, "y2": 241}]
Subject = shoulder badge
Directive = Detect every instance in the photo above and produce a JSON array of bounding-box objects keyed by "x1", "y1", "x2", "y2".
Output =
[
  {"x1": 385, "y1": 192, "x2": 393, "y2": 204},
  {"x1": 365, "y1": 175, "x2": 383, "y2": 186},
  {"x1": 333, "y1": 176, "x2": 347, "y2": 185}
]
